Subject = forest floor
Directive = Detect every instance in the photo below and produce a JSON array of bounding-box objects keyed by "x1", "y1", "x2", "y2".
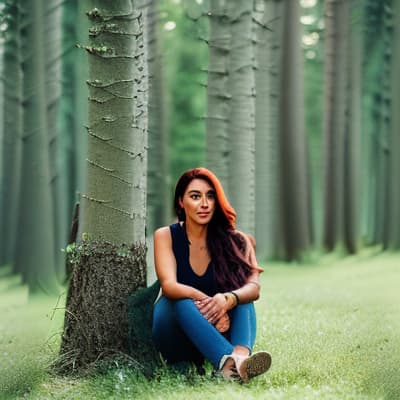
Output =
[{"x1": 0, "y1": 249, "x2": 399, "y2": 400}]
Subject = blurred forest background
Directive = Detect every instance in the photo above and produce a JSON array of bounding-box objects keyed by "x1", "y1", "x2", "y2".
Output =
[{"x1": 0, "y1": 0, "x2": 399, "y2": 295}]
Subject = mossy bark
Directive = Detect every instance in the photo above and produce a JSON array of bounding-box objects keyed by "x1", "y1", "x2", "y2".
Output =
[{"x1": 59, "y1": 240, "x2": 147, "y2": 372}]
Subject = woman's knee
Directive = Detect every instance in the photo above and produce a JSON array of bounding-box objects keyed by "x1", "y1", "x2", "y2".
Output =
[{"x1": 173, "y1": 298, "x2": 197, "y2": 316}]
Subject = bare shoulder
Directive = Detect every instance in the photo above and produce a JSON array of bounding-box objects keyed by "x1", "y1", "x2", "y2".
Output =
[{"x1": 154, "y1": 226, "x2": 171, "y2": 242}]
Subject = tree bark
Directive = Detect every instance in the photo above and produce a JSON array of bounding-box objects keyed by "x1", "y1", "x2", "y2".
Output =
[
  {"x1": 322, "y1": 0, "x2": 348, "y2": 252},
  {"x1": 206, "y1": 0, "x2": 231, "y2": 189},
  {"x1": 0, "y1": 1, "x2": 23, "y2": 268},
  {"x1": 279, "y1": 0, "x2": 311, "y2": 260},
  {"x1": 14, "y1": 0, "x2": 59, "y2": 293},
  {"x1": 254, "y1": 0, "x2": 283, "y2": 260},
  {"x1": 146, "y1": 0, "x2": 170, "y2": 234},
  {"x1": 59, "y1": 0, "x2": 148, "y2": 372},
  {"x1": 226, "y1": 0, "x2": 256, "y2": 235}
]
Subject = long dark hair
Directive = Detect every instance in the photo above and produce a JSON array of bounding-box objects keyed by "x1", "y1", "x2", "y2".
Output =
[{"x1": 174, "y1": 168, "x2": 253, "y2": 291}]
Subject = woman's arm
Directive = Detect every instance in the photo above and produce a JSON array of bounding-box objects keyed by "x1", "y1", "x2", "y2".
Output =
[
  {"x1": 154, "y1": 226, "x2": 208, "y2": 300},
  {"x1": 196, "y1": 232, "x2": 262, "y2": 323},
  {"x1": 224, "y1": 231, "x2": 262, "y2": 307}
]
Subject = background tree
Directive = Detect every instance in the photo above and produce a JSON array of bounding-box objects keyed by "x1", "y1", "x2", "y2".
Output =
[
  {"x1": 384, "y1": 0, "x2": 399, "y2": 249},
  {"x1": 360, "y1": 0, "x2": 391, "y2": 246},
  {"x1": 44, "y1": 0, "x2": 64, "y2": 277},
  {"x1": 146, "y1": 0, "x2": 170, "y2": 234},
  {"x1": 226, "y1": 0, "x2": 256, "y2": 234},
  {"x1": 205, "y1": 0, "x2": 230, "y2": 189},
  {"x1": 59, "y1": 0, "x2": 148, "y2": 370},
  {"x1": 0, "y1": 0, "x2": 23, "y2": 269},
  {"x1": 342, "y1": 0, "x2": 363, "y2": 254},
  {"x1": 13, "y1": 0, "x2": 59, "y2": 293},
  {"x1": 254, "y1": 0, "x2": 283, "y2": 260},
  {"x1": 278, "y1": 0, "x2": 312, "y2": 260},
  {"x1": 322, "y1": 0, "x2": 349, "y2": 252}
]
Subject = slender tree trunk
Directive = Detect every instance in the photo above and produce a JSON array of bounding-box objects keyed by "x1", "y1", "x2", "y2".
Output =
[
  {"x1": 44, "y1": 0, "x2": 64, "y2": 277},
  {"x1": 381, "y1": 1, "x2": 396, "y2": 249},
  {"x1": 206, "y1": 0, "x2": 230, "y2": 189},
  {"x1": 279, "y1": 0, "x2": 311, "y2": 260},
  {"x1": 14, "y1": 0, "x2": 58, "y2": 293},
  {"x1": 322, "y1": 0, "x2": 349, "y2": 252},
  {"x1": 386, "y1": 0, "x2": 400, "y2": 249},
  {"x1": 343, "y1": 1, "x2": 362, "y2": 254},
  {"x1": 254, "y1": 0, "x2": 283, "y2": 260},
  {"x1": 146, "y1": 0, "x2": 170, "y2": 234},
  {"x1": 226, "y1": 0, "x2": 256, "y2": 235},
  {"x1": 0, "y1": 1, "x2": 23, "y2": 268},
  {"x1": 60, "y1": 0, "x2": 148, "y2": 371}
]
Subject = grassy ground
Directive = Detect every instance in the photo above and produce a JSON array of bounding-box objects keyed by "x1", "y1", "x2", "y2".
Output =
[{"x1": 0, "y1": 251, "x2": 399, "y2": 400}]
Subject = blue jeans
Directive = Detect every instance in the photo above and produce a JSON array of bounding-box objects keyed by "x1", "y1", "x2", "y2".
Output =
[{"x1": 152, "y1": 296, "x2": 257, "y2": 369}]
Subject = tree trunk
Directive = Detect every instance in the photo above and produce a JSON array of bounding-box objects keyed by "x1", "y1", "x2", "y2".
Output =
[
  {"x1": 206, "y1": 0, "x2": 230, "y2": 189},
  {"x1": 279, "y1": 0, "x2": 311, "y2": 260},
  {"x1": 226, "y1": 0, "x2": 256, "y2": 235},
  {"x1": 386, "y1": 0, "x2": 400, "y2": 249},
  {"x1": 0, "y1": 1, "x2": 23, "y2": 268},
  {"x1": 254, "y1": 0, "x2": 283, "y2": 260},
  {"x1": 146, "y1": 0, "x2": 170, "y2": 234},
  {"x1": 59, "y1": 0, "x2": 148, "y2": 372},
  {"x1": 343, "y1": 1, "x2": 362, "y2": 254},
  {"x1": 14, "y1": 0, "x2": 59, "y2": 293},
  {"x1": 383, "y1": 1, "x2": 398, "y2": 249},
  {"x1": 322, "y1": 0, "x2": 348, "y2": 252},
  {"x1": 44, "y1": 0, "x2": 65, "y2": 277}
]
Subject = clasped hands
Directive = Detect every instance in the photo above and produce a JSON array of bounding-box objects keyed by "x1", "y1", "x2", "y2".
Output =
[{"x1": 194, "y1": 293, "x2": 230, "y2": 333}]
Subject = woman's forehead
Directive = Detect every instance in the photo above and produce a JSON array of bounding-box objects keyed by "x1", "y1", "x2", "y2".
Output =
[{"x1": 185, "y1": 178, "x2": 214, "y2": 192}]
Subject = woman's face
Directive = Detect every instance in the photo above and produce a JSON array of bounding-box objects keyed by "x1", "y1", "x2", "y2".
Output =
[{"x1": 179, "y1": 178, "x2": 216, "y2": 225}]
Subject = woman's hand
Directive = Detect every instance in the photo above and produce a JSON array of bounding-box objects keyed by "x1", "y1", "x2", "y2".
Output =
[{"x1": 194, "y1": 293, "x2": 227, "y2": 324}]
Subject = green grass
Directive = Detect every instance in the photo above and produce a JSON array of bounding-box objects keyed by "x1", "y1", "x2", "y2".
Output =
[{"x1": 0, "y1": 252, "x2": 399, "y2": 399}]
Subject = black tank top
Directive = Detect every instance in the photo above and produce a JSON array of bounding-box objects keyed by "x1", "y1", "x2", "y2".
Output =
[{"x1": 170, "y1": 223, "x2": 217, "y2": 296}]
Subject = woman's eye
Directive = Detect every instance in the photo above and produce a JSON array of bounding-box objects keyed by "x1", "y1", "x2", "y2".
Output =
[{"x1": 190, "y1": 194, "x2": 200, "y2": 200}]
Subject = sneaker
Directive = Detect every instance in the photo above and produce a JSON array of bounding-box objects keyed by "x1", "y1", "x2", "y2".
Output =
[{"x1": 234, "y1": 351, "x2": 272, "y2": 383}]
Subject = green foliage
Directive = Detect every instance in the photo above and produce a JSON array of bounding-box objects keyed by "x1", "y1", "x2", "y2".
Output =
[
  {"x1": 1, "y1": 254, "x2": 399, "y2": 399},
  {"x1": 160, "y1": 0, "x2": 209, "y2": 183}
]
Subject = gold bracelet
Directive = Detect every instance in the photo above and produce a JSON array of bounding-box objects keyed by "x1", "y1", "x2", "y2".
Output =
[{"x1": 230, "y1": 291, "x2": 240, "y2": 305}]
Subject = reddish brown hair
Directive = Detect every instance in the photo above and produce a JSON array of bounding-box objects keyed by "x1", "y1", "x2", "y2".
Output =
[
  {"x1": 174, "y1": 167, "x2": 253, "y2": 291},
  {"x1": 174, "y1": 167, "x2": 236, "y2": 230}
]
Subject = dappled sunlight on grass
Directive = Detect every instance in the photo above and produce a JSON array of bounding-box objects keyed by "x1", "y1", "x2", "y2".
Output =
[{"x1": 0, "y1": 252, "x2": 399, "y2": 399}]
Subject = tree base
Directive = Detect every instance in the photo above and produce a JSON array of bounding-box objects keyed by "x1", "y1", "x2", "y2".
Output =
[{"x1": 57, "y1": 240, "x2": 147, "y2": 373}]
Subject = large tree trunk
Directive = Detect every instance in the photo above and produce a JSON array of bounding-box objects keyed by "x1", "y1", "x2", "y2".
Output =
[
  {"x1": 0, "y1": 1, "x2": 23, "y2": 268},
  {"x1": 226, "y1": 0, "x2": 256, "y2": 235},
  {"x1": 279, "y1": 0, "x2": 311, "y2": 260},
  {"x1": 14, "y1": 0, "x2": 59, "y2": 293},
  {"x1": 59, "y1": 0, "x2": 148, "y2": 372}
]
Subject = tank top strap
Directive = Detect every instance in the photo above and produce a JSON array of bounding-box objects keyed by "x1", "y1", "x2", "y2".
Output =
[{"x1": 169, "y1": 222, "x2": 189, "y2": 266}]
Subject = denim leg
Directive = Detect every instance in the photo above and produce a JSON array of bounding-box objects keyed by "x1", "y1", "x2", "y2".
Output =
[
  {"x1": 228, "y1": 302, "x2": 257, "y2": 352},
  {"x1": 152, "y1": 296, "x2": 203, "y2": 365},
  {"x1": 173, "y1": 298, "x2": 234, "y2": 369}
]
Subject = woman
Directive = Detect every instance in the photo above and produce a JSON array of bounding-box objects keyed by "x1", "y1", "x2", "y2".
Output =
[{"x1": 152, "y1": 167, "x2": 271, "y2": 382}]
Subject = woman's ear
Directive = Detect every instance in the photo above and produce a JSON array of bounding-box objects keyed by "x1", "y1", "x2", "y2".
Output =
[{"x1": 179, "y1": 198, "x2": 184, "y2": 208}]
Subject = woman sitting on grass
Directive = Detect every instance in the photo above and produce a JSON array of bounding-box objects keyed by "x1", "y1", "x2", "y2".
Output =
[{"x1": 152, "y1": 167, "x2": 271, "y2": 382}]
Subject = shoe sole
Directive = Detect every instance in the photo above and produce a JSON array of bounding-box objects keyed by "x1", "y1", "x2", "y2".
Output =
[{"x1": 241, "y1": 351, "x2": 272, "y2": 383}]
